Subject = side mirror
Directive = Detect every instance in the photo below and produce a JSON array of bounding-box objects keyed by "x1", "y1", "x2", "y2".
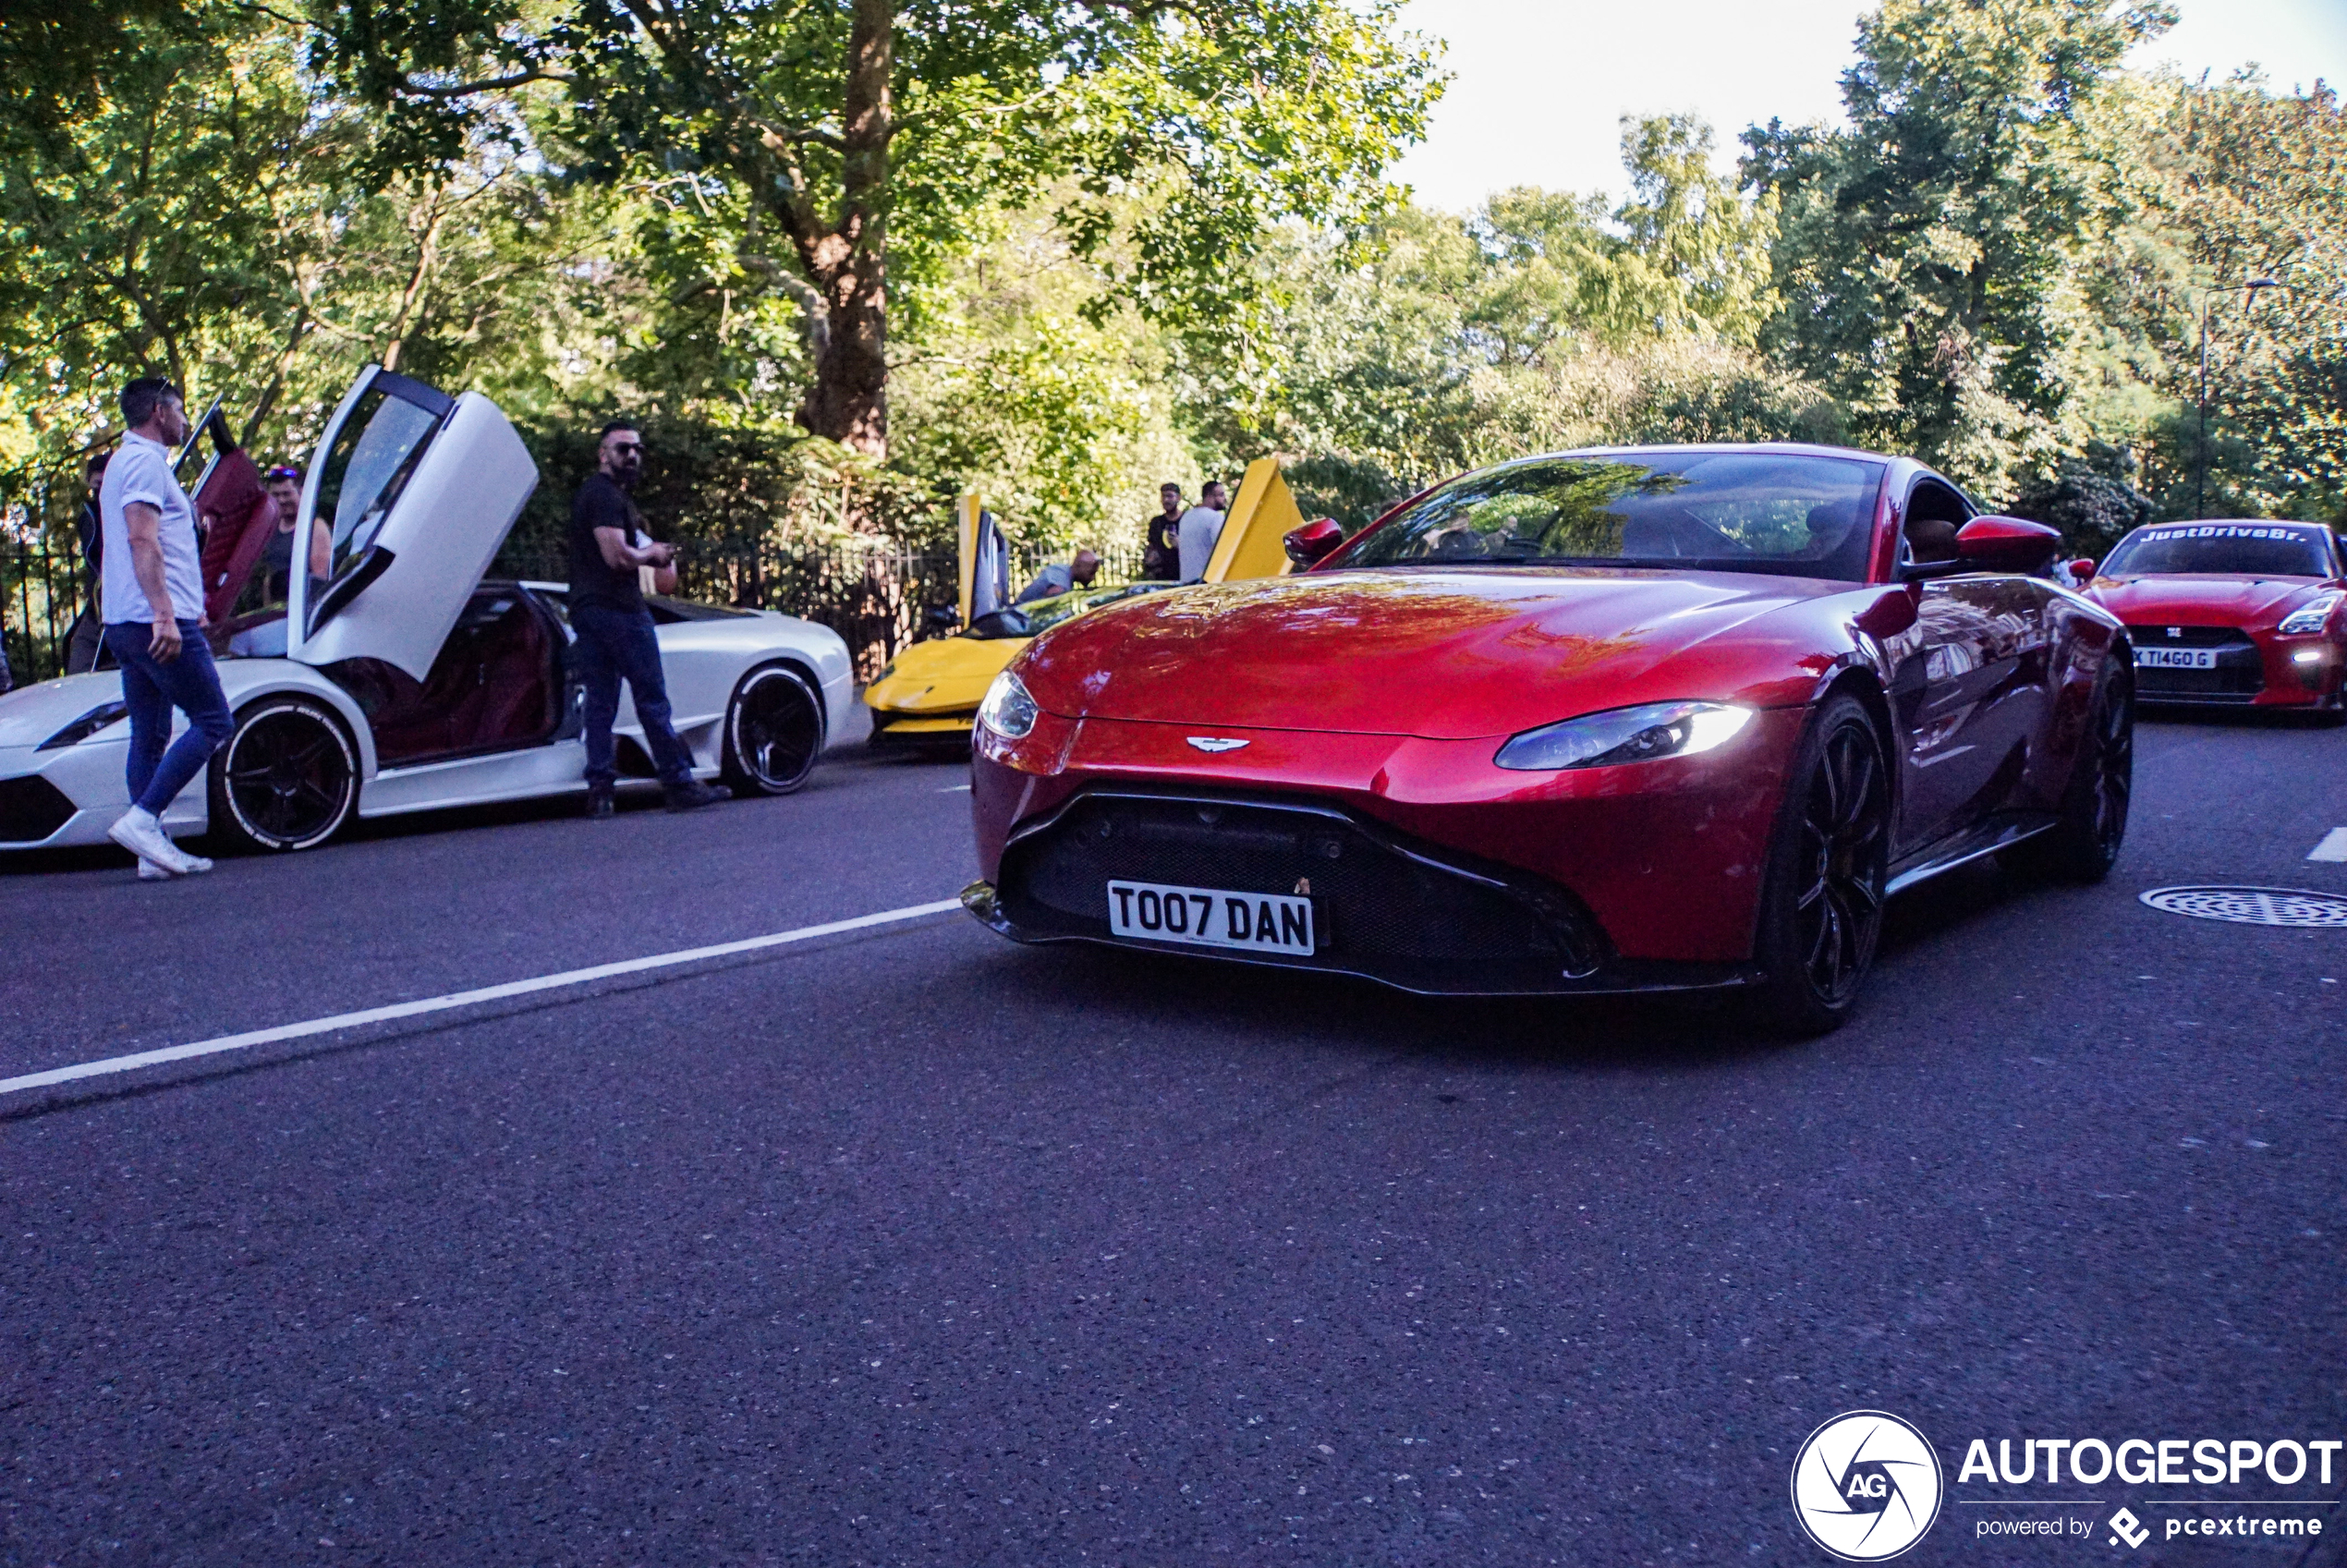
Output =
[
  {"x1": 1284, "y1": 517, "x2": 1344, "y2": 567},
  {"x1": 1953, "y1": 515, "x2": 2061, "y2": 575},
  {"x1": 2065, "y1": 557, "x2": 2097, "y2": 585}
]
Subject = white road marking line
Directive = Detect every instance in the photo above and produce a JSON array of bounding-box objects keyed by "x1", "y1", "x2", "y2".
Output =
[
  {"x1": 2310, "y1": 828, "x2": 2347, "y2": 863},
  {"x1": 942, "y1": 784, "x2": 971, "y2": 792},
  {"x1": 0, "y1": 898, "x2": 964, "y2": 1100}
]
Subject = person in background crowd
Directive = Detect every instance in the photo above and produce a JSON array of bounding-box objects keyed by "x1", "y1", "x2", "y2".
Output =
[
  {"x1": 1140, "y1": 482, "x2": 1185, "y2": 580},
  {"x1": 1177, "y1": 480, "x2": 1230, "y2": 582},
  {"x1": 66, "y1": 452, "x2": 109, "y2": 675},
  {"x1": 225, "y1": 464, "x2": 334, "y2": 658},
  {"x1": 100, "y1": 377, "x2": 228, "y2": 880},
  {"x1": 260, "y1": 464, "x2": 331, "y2": 602},
  {"x1": 569, "y1": 419, "x2": 730, "y2": 820},
  {"x1": 1015, "y1": 547, "x2": 1101, "y2": 604}
]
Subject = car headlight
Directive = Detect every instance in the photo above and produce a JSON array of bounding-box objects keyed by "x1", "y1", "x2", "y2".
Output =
[
  {"x1": 977, "y1": 669, "x2": 1040, "y2": 739},
  {"x1": 1494, "y1": 700, "x2": 1754, "y2": 772},
  {"x1": 38, "y1": 700, "x2": 129, "y2": 751},
  {"x1": 2278, "y1": 592, "x2": 2341, "y2": 636}
]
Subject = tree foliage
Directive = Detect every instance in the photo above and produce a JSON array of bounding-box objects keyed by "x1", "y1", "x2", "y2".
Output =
[
  {"x1": 3, "y1": 0, "x2": 2341, "y2": 600},
  {"x1": 307, "y1": 0, "x2": 1444, "y2": 460}
]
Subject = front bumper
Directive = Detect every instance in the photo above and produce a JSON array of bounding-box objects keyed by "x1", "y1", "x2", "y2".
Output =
[
  {"x1": 0, "y1": 740, "x2": 206, "y2": 851},
  {"x1": 868, "y1": 709, "x2": 976, "y2": 745},
  {"x1": 2127, "y1": 626, "x2": 2343, "y2": 708},
  {"x1": 967, "y1": 786, "x2": 1760, "y2": 997}
]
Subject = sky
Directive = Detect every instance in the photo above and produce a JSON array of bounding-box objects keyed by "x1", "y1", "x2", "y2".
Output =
[{"x1": 1387, "y1": 0, "x2": 2347, "y2": 213}]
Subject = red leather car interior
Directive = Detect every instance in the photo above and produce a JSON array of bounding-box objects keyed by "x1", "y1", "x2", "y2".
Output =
[
  {"x1": 329, "y1": 590, "x2": 563, "y2": 767},
  {"x1": 195, "y1": 449, "x2": 278, "y2": 632}
]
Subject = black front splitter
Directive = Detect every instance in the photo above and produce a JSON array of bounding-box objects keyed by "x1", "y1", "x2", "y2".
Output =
[{"x1": 958, "y1": 881, "x2": 1756, "y2": 1001}]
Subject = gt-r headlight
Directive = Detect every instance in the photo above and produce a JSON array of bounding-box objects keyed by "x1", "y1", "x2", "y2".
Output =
[
  {"x1": 1494, "y1": 700, "x2": 1754, "y2": 772},
  {"x1": 2279, "y1": 592, "x2": 2342, "y2": 636},
  {"x1": 977, "y1": 669, "x2": 1040, "y2": 739},
  {"x1": 38, "y1": 700, "x2": 128, "y2": 751}
]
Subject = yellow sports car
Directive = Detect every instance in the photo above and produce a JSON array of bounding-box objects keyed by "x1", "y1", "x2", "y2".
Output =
[{"x1": 864, "y1": 457, "x2": 1307, "y2": 748}]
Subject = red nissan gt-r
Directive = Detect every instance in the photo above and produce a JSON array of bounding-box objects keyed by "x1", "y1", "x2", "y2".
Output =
[
  {"x1": 961, "y1": 445, "x2": 2135, "y2": 1034},
  {"x1": 2080, "y1": 519, "x2": 2346, "y2": 720}
]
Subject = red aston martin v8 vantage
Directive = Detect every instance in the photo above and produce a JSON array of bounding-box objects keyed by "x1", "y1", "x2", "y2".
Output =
[
  {"x1": 2081, "y1": 519, "x2": 2346, "y2": 719},
  {"x1": 961, "y1": 445, "x2": 2136, "y2": 1033}
]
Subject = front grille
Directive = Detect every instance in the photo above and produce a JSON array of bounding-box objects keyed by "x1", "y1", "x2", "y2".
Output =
[
  {"x1": 2129, "y1": 626, "x2": 2263, "y2": 702},
  {"x1": 0, "y1": 774, "x2": 78, "y2": 844},
  {"x1": 997, "y1": 790, "x2": 1605, "y2": 992}
]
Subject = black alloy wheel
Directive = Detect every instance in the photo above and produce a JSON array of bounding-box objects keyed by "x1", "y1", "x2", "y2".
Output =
[
  {"x1": 724, "y1": 663, "x2": 824, "y2": 796},
  {"x1": 1751, "y1": 693, "x2": 1890, "y2": 1038},
  {"x1": 208, "y1": 699, "x2": 359, "y2": 852},
  {"x1": 2021, "y1": 655, "x2": 2134, "y2": 883}
]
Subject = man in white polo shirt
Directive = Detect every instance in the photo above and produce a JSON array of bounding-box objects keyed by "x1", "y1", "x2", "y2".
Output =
[{"x1": 99, "y1": 377, "x2": 231, "y2": 879}]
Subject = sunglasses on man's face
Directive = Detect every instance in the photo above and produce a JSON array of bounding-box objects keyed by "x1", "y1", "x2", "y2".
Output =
[{"x1": 610, "y1": 441, "x2": 643, "y2": 456}]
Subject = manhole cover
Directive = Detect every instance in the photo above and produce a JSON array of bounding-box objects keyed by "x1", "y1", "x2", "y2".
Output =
[{"x1": 2140, "y1": 886, "x2": 2347, "y2": 928}]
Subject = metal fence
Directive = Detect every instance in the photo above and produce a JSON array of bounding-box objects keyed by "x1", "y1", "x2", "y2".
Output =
[
  {"x1": 1, "y1": 528, "x2": 92, "y2": 688},
  {"x1": 3, "y1": 527, "x2": 1147, "y2": 688}
]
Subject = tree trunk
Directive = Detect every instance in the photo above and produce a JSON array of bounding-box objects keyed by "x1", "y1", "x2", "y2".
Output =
[
  {"x1": 794, "y1": 0, "x2": 893, "y2": 460},
  {"x1": 801, "y1": 255, "x2": 887, "y2": 455}
]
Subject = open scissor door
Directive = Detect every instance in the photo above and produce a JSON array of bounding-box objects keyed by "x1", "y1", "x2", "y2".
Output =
[
  {"x1": 1202, "y1": 457, "x2": 1304, "y2": 583},
  {"x1": 955, "y1": 494, "x2": 1010, "y2": 626},
  {"x1": 288, "y1": 367, "x2": 538, "y2": 680}
]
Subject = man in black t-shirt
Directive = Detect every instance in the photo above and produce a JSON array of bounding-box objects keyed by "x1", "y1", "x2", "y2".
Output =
[
  {"x1": 1139, "y1": 482, "x2": 1184, "y2": 580},
  {"x1": 568, "y1": 420, "x2": 729, "y2": 819}
]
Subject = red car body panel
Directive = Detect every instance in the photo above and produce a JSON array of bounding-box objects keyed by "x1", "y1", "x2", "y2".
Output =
[
  {"x1": 2086, "y1": 568, "x2": 2347, "y2": 711},
  {"x1": 970, "y1": 446, "x2": 2128, "y2": 990}
]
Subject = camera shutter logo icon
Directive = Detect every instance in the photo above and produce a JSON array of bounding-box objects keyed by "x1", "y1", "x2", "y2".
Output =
[{"x1": 1790, "y1": 1410, "x2": 1944, "y2": 1561}]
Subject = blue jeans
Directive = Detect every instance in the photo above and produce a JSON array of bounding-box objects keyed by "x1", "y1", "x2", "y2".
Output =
[
  {"x1": 103, "y1": 620, "x2": 234, "y2": 816},
  {"x1": 573, "y1": 602, "x2": 695, "y2": 788}
]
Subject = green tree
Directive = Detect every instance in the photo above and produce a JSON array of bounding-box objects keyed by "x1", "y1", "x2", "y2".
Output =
[
  {"x1": 2126, "y1": 75, "x2": 2347, "y2": 520},
  {"x1": 311, "y1": 0, "x2": 1444, "y2": 464},
  {"x1": 1744, "y1": 0, "x2": 2174, "y2": 496}
]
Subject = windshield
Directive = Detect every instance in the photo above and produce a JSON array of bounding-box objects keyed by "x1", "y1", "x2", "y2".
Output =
[
  {"x1": 2102, "y1": 522, "x2": 2335, "y2": 578},
  {"x1": 1332, "y1": 451, "x2": 1885, "y2": 581},
  {"x1": 963, "y1": 580, "x2": 1181, "y2": 639}
]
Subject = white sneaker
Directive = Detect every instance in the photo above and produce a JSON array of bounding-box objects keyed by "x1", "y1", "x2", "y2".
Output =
[
  {"x1": 139, "y1": 859, "x2": 171, "y2": 881},
  {"x1": 109, "y1": 808, "x2": 198, "y2": 876}
]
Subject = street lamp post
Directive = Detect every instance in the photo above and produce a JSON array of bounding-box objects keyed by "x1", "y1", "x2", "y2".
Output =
[{"x1": 2196, "y1": 276, "x2": 2281, "y2": 518}]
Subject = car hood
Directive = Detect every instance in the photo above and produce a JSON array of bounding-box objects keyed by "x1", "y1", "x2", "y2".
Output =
[
  {"x1": 1018, "y1": 566, "x2": 1844, "y2": 739},
  {"x1": 0, "y1": 670, "x2": 130, "y2": 749},
  {"x1": 2088, "y1": 574, "x2": 2331, "y2": 626}
]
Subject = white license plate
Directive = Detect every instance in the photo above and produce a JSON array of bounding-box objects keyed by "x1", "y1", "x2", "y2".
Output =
[
  {"x1": 1107, "y1": 880, "x2": 1316, "y2": 954},
  {"x1": 2136, "y1": 647, "x2": 2217, "y2": 670}
]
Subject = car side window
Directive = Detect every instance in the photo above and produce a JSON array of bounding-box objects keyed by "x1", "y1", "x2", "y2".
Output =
[{"x1": 1903, "y1": 479, "x2": 1973, "y2": 565}]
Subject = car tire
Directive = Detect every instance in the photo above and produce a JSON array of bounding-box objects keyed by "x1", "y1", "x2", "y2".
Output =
[
  {"x1": 723, "y1": 662, "x2": 824, "y2": 796},
  {"x1": 1747, "y1": 692, "x2": 1890, "y2": 1039},
  {"x1": 207, "y1": 697, "x2": 359, "y2": 853},
  {"x1": 2016, "y1": 655, "x2": 2134, "y2": 883}
]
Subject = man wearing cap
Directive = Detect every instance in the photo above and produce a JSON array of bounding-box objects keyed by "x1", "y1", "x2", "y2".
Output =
[{"x1": 259, "y1": 463, "x2": 330, "y2": 603}]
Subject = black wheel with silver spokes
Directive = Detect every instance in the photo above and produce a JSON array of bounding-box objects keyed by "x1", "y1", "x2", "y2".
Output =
[
  {"x1": 207, "y1": 699, "x2": 359, "y2": 853},
  {"x1": 1752, "y1": 693, "x2": 1889, "y2": 1037},
  {"x1": 2019, "y1": 654, "x2": 2134, "y2": 883},
  {"x1": 723, "y1": 663, "x2": 825, "y2": 796}
]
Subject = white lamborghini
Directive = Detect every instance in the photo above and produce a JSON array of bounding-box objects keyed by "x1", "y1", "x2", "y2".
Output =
[{"x1": 0, "y1": 367, "x2": 852, "y2": 856}]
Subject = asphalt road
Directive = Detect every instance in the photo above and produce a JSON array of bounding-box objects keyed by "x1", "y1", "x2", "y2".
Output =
[{"x1": 3, "y1": 711, "x2": 2342, "y2": 1567}]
